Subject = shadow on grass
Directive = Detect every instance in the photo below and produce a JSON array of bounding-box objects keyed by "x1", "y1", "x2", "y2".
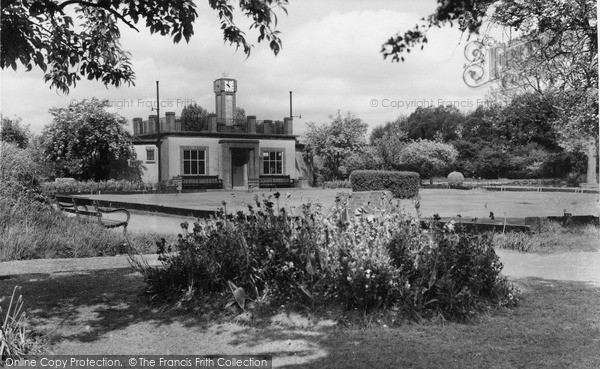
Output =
[
  {"x1": 0, "y1": 267, "x2": 220, "y2": 345},
  {"x1": 1, "y1": 273, "x2": 599, "y2": 368},
  {"x1": 227, "y1": 277, "x2": 600, "y2": 369}
]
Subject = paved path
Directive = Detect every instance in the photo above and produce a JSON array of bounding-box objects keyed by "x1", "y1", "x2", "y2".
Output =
[
  {"x1": 496, "y1": 249, "x2": 600, "y2": 285},
  {"x1": 2, "y1": 250, "x2": 599, "y2": 286}
]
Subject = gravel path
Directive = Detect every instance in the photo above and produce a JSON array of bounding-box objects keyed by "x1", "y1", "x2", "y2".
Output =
[{"x1": 2, "y1": 250, "x2": 599, "y2": 285}]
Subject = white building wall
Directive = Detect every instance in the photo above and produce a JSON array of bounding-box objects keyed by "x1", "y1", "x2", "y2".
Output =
[
  {"x1": 140, "y1": 137, "x2": 297, "y2": 181},
  {"x1": 133, "y1": 144, "x2": 159, "y2": 184}
]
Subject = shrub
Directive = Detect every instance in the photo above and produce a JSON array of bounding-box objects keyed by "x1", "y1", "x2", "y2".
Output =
[
  {"x1": 0, "y1": 142, "x2": 39, "y2": 200},
  {"x1": 134, "y1": 194, "x2": 517, "y2": 320},
  {"x1": 134, "y1": 195, "x2": 328, "y2": 303},
  {"x1": 394, "y1": 140, "x2": 458, "y2": 178},
  {"x1": 447, "y1": 171, "x2": 465, "y2": 187},
  {"x1": 350, "y1": 170, "x2": 419, "y2": 198},
  {"x1": 387, "y1": 225, "x2": 514, "y2": 320},
  {"x1": 40, "y1": 179, "x2": 153, "y2": 196},
  {"x1": 1, "y1": 287, "x2": 31, "y2": 361}
]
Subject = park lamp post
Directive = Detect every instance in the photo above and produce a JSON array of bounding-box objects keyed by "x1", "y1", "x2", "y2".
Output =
[{"x1": 152, "y1": 81, "x2": 162, "y2": 185}]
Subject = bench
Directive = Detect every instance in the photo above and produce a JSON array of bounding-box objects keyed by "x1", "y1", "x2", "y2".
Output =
[
  {"x1": 181, "y1": 175, "x2": 223, "y2": 190},
  {"x1": 248, "y1": 175, "x2": 296, "y2": 189},
  {"x1": 55, "y1": 196, "x2": 130, "y2": 230}
]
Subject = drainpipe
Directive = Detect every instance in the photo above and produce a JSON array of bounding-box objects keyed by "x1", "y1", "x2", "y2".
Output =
[{"x1": 156, "y1": 81, "x2": 162, "y2": 185}]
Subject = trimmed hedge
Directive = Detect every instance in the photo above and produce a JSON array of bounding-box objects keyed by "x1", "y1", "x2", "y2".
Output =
[
  {"x1": 350, "y1": 170, "x2": 420, "y2": 198},
  {"x1": 447, "y1": 171, "x2": 465, "y2": 188}
]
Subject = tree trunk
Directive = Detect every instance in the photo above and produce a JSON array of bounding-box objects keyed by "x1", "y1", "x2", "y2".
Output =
[{"x1": 583, "y1": 139, "x2": 598, "y2": 188}]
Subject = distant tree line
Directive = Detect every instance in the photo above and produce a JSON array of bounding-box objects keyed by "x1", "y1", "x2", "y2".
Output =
[{"x1": 305, "y1": 92, "x2": 591, "y2": 185}]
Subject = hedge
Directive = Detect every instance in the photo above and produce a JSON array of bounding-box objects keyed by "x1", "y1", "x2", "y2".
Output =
[
  {"x1": 350, "y1": 170, "x2": 420, "y2": 198},
  {"x1": 447, "y1": 171, "x2": 465, "y2": 188}
]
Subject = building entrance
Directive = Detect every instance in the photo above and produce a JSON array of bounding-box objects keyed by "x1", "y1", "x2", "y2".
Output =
[{"x1": 231, "y1": 149, "x2": 248, "y2": 187}]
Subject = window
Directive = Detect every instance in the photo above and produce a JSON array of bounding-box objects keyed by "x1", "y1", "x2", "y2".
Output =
[
  {"x1": 183, "y1": 149, "x2": 206, "y2": 175},
  {"x1": 262, "y1": 151, "x2": 283, "y2": 174},
  {"x1": 146, "y1": 149, "x2": 155, "y2": 162}
]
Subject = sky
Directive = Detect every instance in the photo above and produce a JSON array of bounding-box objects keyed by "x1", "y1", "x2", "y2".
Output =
[{"x1": 0, "y1": 0, "x2": 497, "y2": 136}]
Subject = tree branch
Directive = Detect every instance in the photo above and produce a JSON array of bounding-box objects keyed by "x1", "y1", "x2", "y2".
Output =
[{"x1": 58, "y1": 0, "x2": 139, "y2": 32}]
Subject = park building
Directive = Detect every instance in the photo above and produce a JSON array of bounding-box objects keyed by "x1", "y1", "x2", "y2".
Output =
[{"x1": 132, "y1": 77, "x2": 307, "y2": 190}]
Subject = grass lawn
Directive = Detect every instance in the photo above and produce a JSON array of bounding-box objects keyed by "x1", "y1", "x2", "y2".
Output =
[
  {"x1": 84, "y1": 188, "x2": 599, "y2": 219},
  {"x1": 1, "y1": 264, "x2": 599, "y2": 368}
]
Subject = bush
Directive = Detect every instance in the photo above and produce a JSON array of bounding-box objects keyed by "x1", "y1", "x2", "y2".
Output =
[
  {"x1": 505, "y1": 170, "x2": 541, "y2": 180},
  {"x1": 387, "y1": 226, "x2": 513, "y2": 320},
  {"x1": 41, "y1": 179, "x2": 151, "y2": 196},
  {"x1": 134, "y1": 194, "x2": 517, "y2": 320},
  {"x1": 1, "y1": 287, "x2": 31, "y2": 361},
  {"x1": 447, "y1": 171, "x2": 465, "y2": 187},
  {"x1": 350, "y1": 170, "x2": 419, "y2": 198},
  {"x1": 394, "y1": 140, "x2": 458, "y2": 178},
  {"x1": 0, "y1": 142, "x2": 39, "y2": 200},
  {"x1": 134, "y1": 195, "x2": 327, "y2": 303}
]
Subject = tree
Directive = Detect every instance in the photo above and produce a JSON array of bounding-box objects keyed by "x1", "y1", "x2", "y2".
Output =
[
  {"x1": 180, "y1": 103, "x2": 209, "y2": 131},
  {"x1": 1, "y1": 117, "x2": 30, "y2": 148},
  {"x1": 472, "y1": 145, "x2": 512, "y2": 179},
  {"x1": 304, "y1": 111, "x2": 368, "y2": 182},
  {"x1": 489, "y1": 0, "x2": 598, "y2": 149},
  {"x1": 404, "y1": 105, "x2": 463, "y2": 142},
  {"x1": 234, "y1": 107, "x2": 247, "y2": 121},
  {"x1": 459, "y1": 105, "x2": 499, "y2": 143},
  {"x1": 381, "y1": 0, "x2": 494, "y2": 62},
  {"x1": 42, "y1": 98, "x2": 142, "y2": 181},
  {"x1": 383, "y1": 0, "x2": 597, "y2": 144},
  {"x1": 494, "y1": 93, "x2": 561, "y2": 151},
  {"x1": 369, "y1": 115, "x2": 408, "y2": 145},
  {"x1": 1, "y1": 0, "x2": 288, "y2": 93}
]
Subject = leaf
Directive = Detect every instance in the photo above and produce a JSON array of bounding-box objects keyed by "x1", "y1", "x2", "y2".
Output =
[
  {"x1": 297, "y1": 284, "x2": 313, "y2": 300},
  {"x1": 306, "y1": 253, "x2": 316, "y2": 276},
  {"x1": 233, "y1": 287, "x2": 246, "y2": 309},
  {"x1": 227, "y1": 280, "x2": 237, "y2": 293},
  {"x1": 424, "y1": 299, "x2": 438, "y2": 306}
]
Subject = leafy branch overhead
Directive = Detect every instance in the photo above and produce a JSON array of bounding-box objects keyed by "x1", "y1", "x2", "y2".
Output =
[
  {"x1": 381, "y1": 0, "x2": 494, "y2": 62},
  {"x1": 1, "y1": 0, "x2": 288, "y2": 94},
  {"x1": 382, "y1": 0, "x2": 597, "y2": 65}
]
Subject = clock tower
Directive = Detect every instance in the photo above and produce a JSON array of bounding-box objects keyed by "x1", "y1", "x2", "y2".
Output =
[{"x1": 214, "y1": 78, "x2": 237, "y2": 125}]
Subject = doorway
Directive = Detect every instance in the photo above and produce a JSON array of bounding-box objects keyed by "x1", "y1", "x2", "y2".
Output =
[{"x1": 231, "y1": 149, "x2": 248, "y2": 187}]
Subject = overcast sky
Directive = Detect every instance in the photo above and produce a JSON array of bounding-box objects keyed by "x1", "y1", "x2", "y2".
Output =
[{"x1": 1, "y1": 0, "x2": 495, "y2": 136}]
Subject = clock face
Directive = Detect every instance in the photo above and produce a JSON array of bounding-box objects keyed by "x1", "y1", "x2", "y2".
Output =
[
  {"x1": 224, "y1": 80, "x2": 235, "y2": 92},
  {"x1": 213, "y1": 81, "x2": 220, "y2": 93}
]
